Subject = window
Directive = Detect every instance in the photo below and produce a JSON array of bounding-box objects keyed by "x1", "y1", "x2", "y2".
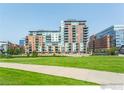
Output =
[{"x1": 123, "y1": 32, "x2": 124, "y2": 39}]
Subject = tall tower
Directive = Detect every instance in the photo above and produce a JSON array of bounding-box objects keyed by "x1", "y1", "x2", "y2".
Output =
[{"x1": 60, "y1": 19, "x2": 88, "y2": 54}]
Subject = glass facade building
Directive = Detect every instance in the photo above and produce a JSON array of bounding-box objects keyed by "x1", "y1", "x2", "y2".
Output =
[
  {"x1": 89, "y1": 25, "x2": 124, "y2": 50},
  {"x1": 19, "y1": 39, "x2": 25, "y2": 46}
]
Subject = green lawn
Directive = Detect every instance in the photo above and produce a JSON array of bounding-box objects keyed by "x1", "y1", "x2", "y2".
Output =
[
  {"x1": 0, "y1": 56, "x2": 124, "y2": 73},
  {"x1": 0, "y1": 67, "x2": 95, "y2": 85}
]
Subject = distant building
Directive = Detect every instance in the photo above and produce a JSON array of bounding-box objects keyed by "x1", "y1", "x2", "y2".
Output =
[
  {"x1": 89, "y1": 25, "x2": 124, "y2": 51},
  {"x1": 0, "y1": 41, "x2": 20, "y2": 54},
  {"x1": 0, "y1": 41, "x2": 9, "y2": 53},
  {"x1": 19, "y1": 39, "x2": 25, "y2": 46}
]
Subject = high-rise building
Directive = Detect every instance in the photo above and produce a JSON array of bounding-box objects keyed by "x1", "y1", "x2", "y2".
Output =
[
  {"x1": 89, "y1": 25, "x2": 124, "y2": 51},
  {"x1": 60, "y1": 20, "x2": 88, "y2": 54}
]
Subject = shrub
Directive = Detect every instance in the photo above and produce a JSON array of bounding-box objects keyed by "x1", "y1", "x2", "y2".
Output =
[
  {"x1": 0, "y1": 54, "x2": 12, "y2": 58},
  {"x1": 107, "y1": 47, "x2": 117, "y2": 55},
  {"x1": 53, "y1": 53, "x2": 56, "y2": 56},
  {"x1": 26, "y1": 53, "x2": 30, "y2": 57},
  {"x1": 0, "y1": 54, "x2": 5, "y2": 58},
  {"x1": 5, "y1": 54, "x2": 13, "y2": 58},
  {"x1": 32, "y1": 51, "x2": 38, "y2": 57}
]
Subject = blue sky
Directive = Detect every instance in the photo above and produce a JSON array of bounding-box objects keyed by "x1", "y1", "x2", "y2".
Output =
[{"x1": 0, "y1": 3, "x2": 124, "y2": 44}]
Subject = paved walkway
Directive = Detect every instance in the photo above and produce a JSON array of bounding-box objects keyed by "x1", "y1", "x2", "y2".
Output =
[{"x1": 0, "y1": 62, "x2": 124, "y2": 84}]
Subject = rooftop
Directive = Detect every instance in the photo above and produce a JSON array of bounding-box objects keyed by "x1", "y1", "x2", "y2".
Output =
[
  {"x1": 29, "y1": 30, "x2": 59, "y2": 33},
  {"x1": 95, "y1": 25, "x2": 124, "y2": 36},
  {"x1": 64, "y1": 19, "x2": 86, "y2": 22}
]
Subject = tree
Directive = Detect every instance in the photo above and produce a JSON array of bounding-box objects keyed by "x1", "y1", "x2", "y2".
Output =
[
  {"x1": 107, "y1": 47, "x2": 117, "y2": 55},
  {"x1": 7, "y1": 48, "x2": 14, "y2": 55},
  {"x1": 7, "y1": 47, "x2": 24, "y2": 55},
  {"x1": 32, "y1": 51, "x2": 38, "y2": 57},
  {"x1": 14, "y1": 48, "x2": 20, "y2": 55},
  {"x1": 26, "y1": 52, "x2": 30, "y2": 57},
  {"x1": 20, "y1": 47, "x2": 25, "y2": 54}
]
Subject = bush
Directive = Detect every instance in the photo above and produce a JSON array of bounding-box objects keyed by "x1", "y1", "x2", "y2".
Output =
[
  {"x1": 7, "y1": 47, "x2": 24, "y2": 55},
  {"x1": 0, "y1": 54, "x2": 5, "y2": 58},
  {"x1": 5, "y1": 54, "x2": 13, "y2": 58},
  {"x1": 32, "y1": 51, "x2": 38, "y2": 57},
  {"x1": 107, "y1": 47, "x2": 117, "y2": 55},
  {"x1": 53, "y1": 53, "x2": 56, "y2": 56},
  {"x1": 26, "y1": 53, "x2": 30, "y2": 57},
  {"x1": 0, "y1": 54, "x2": 12, "y2": 58}
]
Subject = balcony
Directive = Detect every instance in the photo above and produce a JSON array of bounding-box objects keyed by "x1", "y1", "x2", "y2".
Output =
[
  {"x1": 79, "y1": 23, "x2": 85, "y2": 25},
  {"x1": 64, "y1": 30, "x2": 68, "y2": 32},
  {"x1": 25, "y1": 41, "x2": 28, "y2": 44},
  {"x1": 64, "y1": 39, "x2": 68, "y2": 41},
  {"x1": 72, "y1": 28, "x2": 76, "y2": 30},
  {"x1": 83, "y1": 40, "x2": 87, "y2": 42},
  {"x1": 65, "y1": 23, "x2": 71, "y2": 25},
  {"x1": 64, "y1": 41, "x2": 68, "y2": 43},
  {"x1": 83, "y1": 37, "x2": 88, "y2": 39},
  {"x1": 72, "y1": 41, "x2": 76, "y2": 42},
  {"x1": 83, "y1": 31, "x2": 88, "y2": 34},
  {"x1": 64, "y1": 28, "x2": 68, "y2": 30},
  {"x1": 83, "y1": 34, "x2": 88, "y2": 37},
  {"x1": 35, "y1": 38, "x2": 39, "y2": 40},
  {"x1": 64, "y1": 33, "x2": 68, "y2": 35},
  {"x1": 64, "y1": 36, "x2": 68, "y2": 38},
  {"x1": 64, "y1": 31, "x2": 68, "y2": 33},
  {"x1": 83, "y1": 27, "x2": 88, "y2": 29},
  {"x1": 72, "y1": 32, "x2": 76, "y2": 34}
]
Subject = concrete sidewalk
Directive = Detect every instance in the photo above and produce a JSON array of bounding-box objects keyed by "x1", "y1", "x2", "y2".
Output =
[{"x1": 0, "y1": 62, "x2": 124, "y2": 84}]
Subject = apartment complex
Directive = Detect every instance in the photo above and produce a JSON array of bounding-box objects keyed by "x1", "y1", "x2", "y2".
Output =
[
  {"x1": 89, "y1": 25, "x2": 124, "y2": 51},
  {"x1": 60, "y1": 20, "x2": 88, "y2": 53},
  {"x1": 25, "y1": 30, "x2": 61, "y2": 53},
  {"x1": 25, "y1": 20, "x2": 88, "y2": 54}
]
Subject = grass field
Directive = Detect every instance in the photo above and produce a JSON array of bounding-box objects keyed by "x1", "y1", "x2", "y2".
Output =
[
  {"x1": 0, "y1": 56, "x2": 124, "y2": 73},
  {"x1": 0, "y1": 67, "x2": 95, "y2": 85}
]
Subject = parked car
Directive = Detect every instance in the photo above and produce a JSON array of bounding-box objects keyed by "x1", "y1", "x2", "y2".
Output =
[{"x1": 118, "y1": 45, "x2": 124, "y2": 56}]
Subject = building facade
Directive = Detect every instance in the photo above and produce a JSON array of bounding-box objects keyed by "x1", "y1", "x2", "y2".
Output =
[
  {"x1": 25, "y1": 30, "x2": 61, "y2": 53},
  {"x1": 0, "y1": 41, "x2": 20, "y2": 54},
  {"x1": 0, "y1": 41, "x2": 9, "y2": 54},
  {"x1": 19, "y1": 39, "x2": 25, "y2": 46},
  {"x1": 60, "y1": 20, "x2": 88, "y2": 54},
  {"x1": 25, "y1": 20, "x2": 88, "y2": 54},
  {"x1": 89, "y1": 25, "x2": 124, "y2": 51}
]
